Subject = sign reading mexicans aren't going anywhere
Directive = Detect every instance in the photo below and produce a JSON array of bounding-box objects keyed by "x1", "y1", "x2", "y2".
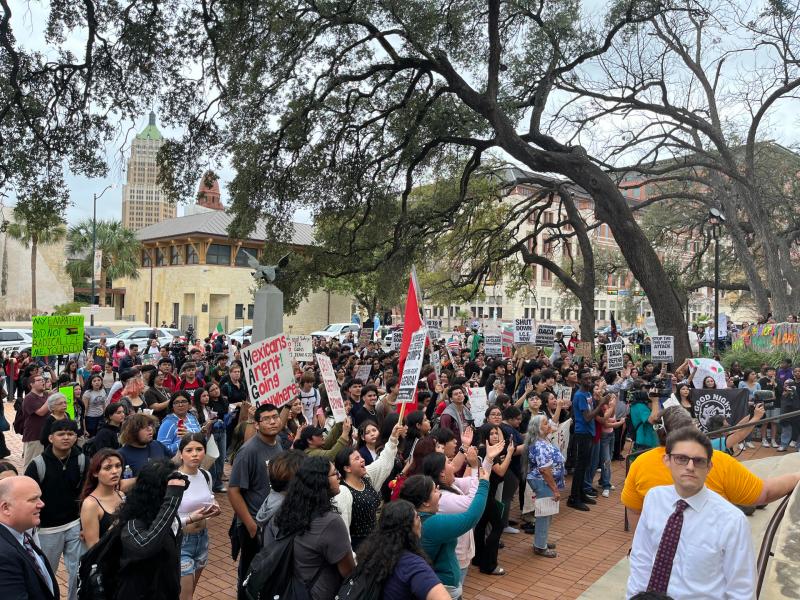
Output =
[
  {"x1": 241, "y1": 333, "x2": 298, "y2": 408},
  {"x1": 32, "y1": 315, "x2": 85, "y2": 356}
]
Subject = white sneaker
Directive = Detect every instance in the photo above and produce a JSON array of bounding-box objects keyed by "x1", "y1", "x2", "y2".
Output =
[
  {"x1": 791, "y1": 441, "x2": 797, "y2": 448},
  {"x1": 745, "y1": 442, "x2": 755, "y2": 449},
  {"x1": 771, "y1": 440, "x2": 780, "y2": 448},
  {"x1": 610, "y1": 484, "x2": 617, "y2": 490},
  {"x1": 601, "y1": 489, "x2": 610, "y2": 498},
  {"x1": 761, "y1": 439, "x2": 769, "y2": 447},
  {"x1": 503, "y1": 526, "x2": 520, "y2": 534}
]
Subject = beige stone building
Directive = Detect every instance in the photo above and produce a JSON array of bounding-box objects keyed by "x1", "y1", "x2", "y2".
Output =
[
  {"x1": 120, "y1": 112, "x2": 177, "y2": 230},
  {"x1": 0, "y1": 210, "x2": 74, "y2": 314},
  {"x1": 114, "y1": 197, "x2": 352, "y2": 336}
]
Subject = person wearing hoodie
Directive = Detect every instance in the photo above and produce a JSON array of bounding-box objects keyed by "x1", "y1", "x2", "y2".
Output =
[
  {"x1": 92, "y1": 403, "x2": 126, "y2": 451},
  {"x1": 398, "y1": 471, "x2": 490, "y2": 600},
  {"x1": 254, "y1": 449, "x2": 307, "y2": 535},
  {"x1": 293, "y1": 418, "x2": 352, "y2": 460},
  {"x1": 439, "y1": 386, "x2": 474, "y2": 447},
  {"x1": 157, "y1": 391, "x2": 201, "y2": 455}
]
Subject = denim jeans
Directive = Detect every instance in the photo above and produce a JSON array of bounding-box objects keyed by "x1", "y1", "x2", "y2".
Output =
[
  {"x1": 39, "y1": 520, "x2": 81, "y2": 600},
  {"x1": 528, "y1": 477, "x2": 554, "y2": 550},
  {"x1": 210, "y1": 429, "x2": 227, "y2": 490},
  {"x1": 598, "y1": 432, "x2": 614, "y2": 489}
]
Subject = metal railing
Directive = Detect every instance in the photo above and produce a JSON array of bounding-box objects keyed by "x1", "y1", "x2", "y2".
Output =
[{"x1": 756, "y1": 491, "x2": 794, "y2": 597}]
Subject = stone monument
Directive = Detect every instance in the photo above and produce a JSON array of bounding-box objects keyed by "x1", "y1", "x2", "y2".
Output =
[{"x1": 245, "y1": 251, "x2": 289, "y2": 342}]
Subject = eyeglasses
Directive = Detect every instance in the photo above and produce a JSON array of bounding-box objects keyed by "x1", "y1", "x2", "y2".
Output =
[
  {"x1": 328, "y1": 471, "x2": 341, "y2": 480},
  {"x1": 668, "y1": 453, "x2": 710, "y2": 468}
]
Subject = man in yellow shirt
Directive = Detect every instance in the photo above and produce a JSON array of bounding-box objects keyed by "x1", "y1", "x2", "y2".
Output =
[{"x1": 622, "y1": 406, "x2": 800, "y2": 531}]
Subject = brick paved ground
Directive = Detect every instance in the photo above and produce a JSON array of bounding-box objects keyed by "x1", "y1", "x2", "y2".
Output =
[{"x1": 3, "y1": 402, "x2": 782, "y2": 600}]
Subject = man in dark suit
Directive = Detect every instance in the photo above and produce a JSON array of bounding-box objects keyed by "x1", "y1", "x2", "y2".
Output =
[{"x1": 0, "y1": 475, "x2": 59, "y2": 600}]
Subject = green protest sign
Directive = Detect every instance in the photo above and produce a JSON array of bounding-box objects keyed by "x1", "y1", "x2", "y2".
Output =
[
  {"x1": 59, "y1": 385, "x2": 76, "y2": 420},
  {"x1": 32, "y1": 315, "x2": 85, "y2": 356}
]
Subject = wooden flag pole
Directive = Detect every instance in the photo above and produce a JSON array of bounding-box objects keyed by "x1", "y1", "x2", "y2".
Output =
[{"x1": 398, "y1": 400, "x2": 408, "y2": 425}]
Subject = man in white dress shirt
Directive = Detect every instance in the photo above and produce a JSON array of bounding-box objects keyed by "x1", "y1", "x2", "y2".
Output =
[{"x1": 627, "y1": 427, "x2": 756, "y2": 600}]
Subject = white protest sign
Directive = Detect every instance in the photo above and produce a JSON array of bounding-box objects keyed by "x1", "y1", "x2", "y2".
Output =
[
  {"x1": 286, "y1": 335, "x2": 313, "y2": 362},
  {"x1": 467, "y1": 387, "x2": 488, "y2": 427},
  {"x1": 514, "y1": 318, "x2": 534, "y2": 344},
  {"x1": 240, "y1": 333, "x2": 299, "y2": 408},
  {"x1": 316, "y1": 353, "x2": 347, "y2": 422},
  {"x1": 484, "y1": 328, "x2": 503, "y2": 356},
  {"x1": 391, "y1": 330, "x2": 403, "y2": 351},
  {"x1": 397, "y1": 329, "x2": 427, "y2": 404},
  {"x1": 651, "y1": 335, "x2": 674, "y2": 363},
  {"x1": 431, "y1": 350, "x2": 441, "y2": 380},
  {"x1": 644, "y1": 316, "x2": 659, "y2": 337},
  {"x1": 606, "y1": 341, "x2": 624, "y2": 371},
  {"x1": 355, "y1": 363, "x2": 372, "y2": 384},
  {"x1": 535, "y1": 323, "x2": 556, "y2": 347},
  {"x1": 425, "y1": 318, "x2": 442, "y2": 341},
  {"x1": 718, "y1": 313, "x2": 728, "y2": 339},
  {"x1": 553, "y1": 384, "x2": 572, "y2": 406}
]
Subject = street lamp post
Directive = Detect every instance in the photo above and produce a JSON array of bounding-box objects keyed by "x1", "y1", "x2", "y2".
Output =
[
  {"x1": 708, "y1": 208, "x2": 726, "y2": 355},
  {"x1": 90, "y1": 184, "x2": 114, "y2": 327}
]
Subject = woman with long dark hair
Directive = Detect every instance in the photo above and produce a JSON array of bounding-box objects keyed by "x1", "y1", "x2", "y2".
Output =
[
  {"x1": 79, "y1": 448, "x2": 125, "y2": 548},
  {"x1": 351, "y1": 500, "x2": 450, "y2": 600},
  {"x1": 398, "y1": 473, "x2": 490, "y2": 600},
  {"x1": 402, "y1": 410, "x2": 431, "y2": 459},
  {"x1": 115, "y1": 458, "x2": 188, "y2": 600},
  {"x1": 268, "y1": 456, "x2": 355, "y2": 600}
]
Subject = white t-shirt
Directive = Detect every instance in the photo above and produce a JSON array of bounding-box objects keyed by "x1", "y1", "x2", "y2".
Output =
[
  {"x1": 177, "y1": 469, "x2": 214, "y2": 521},
  {"x1": 300, "y1": 388, "x2": 320, "y2": 423}
]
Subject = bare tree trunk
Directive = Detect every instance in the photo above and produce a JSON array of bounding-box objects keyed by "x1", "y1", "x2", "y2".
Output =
[
  {"x1": 99, "y1": 267, "x2": 107, "y2": 307},
  {"x1": 578, "y1": 291, "x2": 595, "y2": 348},
  {"x1": 30, "y1": 236, "x2": 38, "y2": 312}
]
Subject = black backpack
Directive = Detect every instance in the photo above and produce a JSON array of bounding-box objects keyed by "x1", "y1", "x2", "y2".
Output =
[
  {"x1": 76, "y1": 523, "x2": 123, "y2": 600},
  {"x1": 243, "y1": 522, "x2": 320, "y2": 600},
  {"x1": 336, "y1": 569, "x2": 382, "y2": 600}
]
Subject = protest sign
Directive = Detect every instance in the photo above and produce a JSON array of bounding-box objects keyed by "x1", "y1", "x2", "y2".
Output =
[
  {"x1": 514, "y1": 318, "x2": 534, "y2": 344},
  {"x1": 467, "y1": 387, "x2": 488, "y2": 427},
  {"x1": 286, "y1": 335, "x2": 313, "y2": 362},
  {"x1": 484, "y1": 328, "x2": 503, "y2": 356},
  {"x1": 431, "y1": 350, "x2": 441, "y2": 380},
  {"x1": 59, "y1": 385, "x2": 76, "y2": 420},
  {"x1": 32, "y1": 315, "x2": 85, "y2": 357},
  {"x1": 397, "y1": 329, "x2": 427, "y2": 404},
  {"x1": 718, "y1": 313, "x2": 728, "y2": 339},
  {"x1": 644, "y1": 316, "x2": 659, "y2": 337},
  {"x1": 691, "y1": 389, "x2": 749, "y2": 433},
  {"x1": 391, "y1": 330, "x2": 402, "y2": 351},
  {"x1": 240, "y1": 333, "x2": 298, "y2": 408},
  {"x1": 425, "y1": 318, "x2": 442, "y2": 341},
  {"x1": 515, "y1": 345, "x2": 539, "y2": 360},
  {"x1": 356, "y1": 363, "x2": 372, "y2": 384},
  {"x1": 534, "y1": 323, "x2": 556, "y2": 347},
  {"x1": 547, "y1": 417, "x2": 572, "y2": 456},
  {"x1": 553, "y1": 384, "x2": 573, "y2": 406},
  {"x1": 651, "y1": 335, "x2": 674, "y2": 363},
  {"x1": 606, "y1": 341, "x2": 624, "y2": 371},
  {"x1": 358, "y1": 327, "x2": 373, "y2": 349},
  {"x1": 316, "y1": 353, "x2": 347, "y2": 422},
  {"x1": 573, "y1": 341, "x2": 592, "y2": 359}
]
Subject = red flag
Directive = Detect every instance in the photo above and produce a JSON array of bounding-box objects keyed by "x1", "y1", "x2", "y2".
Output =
[{"x1": 397, "y1": 274, "x2": 423, "y2": 412}]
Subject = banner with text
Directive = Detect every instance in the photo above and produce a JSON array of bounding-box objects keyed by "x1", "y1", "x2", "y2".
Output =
[
  {"x1": 573, "y1": 341, "x2": 592, "y2": 359},
  {"x1": 241, "y1": 333, "x2": 298, "y2": 408},
  {"x1": 356, "y1": 363, "x2": 372, "y2": 384},
  {"x1": 732, "y1": 322, "x2": 800, "y2": 353},
  {"x1": 32, "y1": 315, "x2": 85, "y2": 357},
  {"x1": 316, "y1": 353, "x2": 347, "y2": 422},
  {"x1": 691, "y1": 388, "x2": 749, "y2": 433},
  {"x1": 514, "y1": 318, "x2": 534, "y2": 344},
  {"x1": 358, "y1": 327, "x2": 374, "y2": 349},
  {"x1": 397, "y1": 329, "x2": 427, "y2": 404},
  {"x1": 431, "y1": 350, "x2": 441, "y2": 380},
  {"x1": 391, "y1": 330, "x2": 403, "y2": 351},
  {"x1": 651, "y1": 335, "x2": 674, "y2": 363},
  {"x1": 484, "y1": 328, "x2": 503, "y2": 356},
  {"x1": 468, "y1": 387, "x2": 488, "y2": 427},
  {"x1": 534, "y1": 323, "x2": 556, "y2": 347},
  {"x1": 286, "y1": 335, "x2": 313, "y2": 362},
  {"x1": 606, "y1": 341, "x2": 624, "y2": 371},
  {"x1": 425, "y1": 318, "x2": 442, "y2": 341}
]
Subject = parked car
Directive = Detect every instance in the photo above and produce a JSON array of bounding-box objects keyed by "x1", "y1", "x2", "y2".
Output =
[
  {"x1": 84, "y1": 326, "x2": 116, "y2": 340},
  {"x1": 556, "y1": 325, "x2": 575, "y2": 338},
  {"x1": 90, "y1": 327, "x2": 183, "y2": 350},
  {"x1": 227, "y1": 326, "x2": 252, "y2": 345},
  {"x1": 310, "y1": 322, "x2": 361, "y2": 342},
  {"x1": 0, "y1": 329, "x2": 33, "y2": 354}
]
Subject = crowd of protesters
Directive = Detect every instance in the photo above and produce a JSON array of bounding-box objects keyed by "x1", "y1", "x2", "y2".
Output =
[{"x1": 0, "y1": 321, "x2": 799, "y2": 600}]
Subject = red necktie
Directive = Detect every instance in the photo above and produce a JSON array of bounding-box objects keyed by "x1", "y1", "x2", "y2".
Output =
[{"x1": 647, "y1": 499, "x2": 689, "y2": 593}]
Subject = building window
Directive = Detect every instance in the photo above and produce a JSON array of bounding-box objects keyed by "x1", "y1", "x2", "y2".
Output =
[
  {"x1": 206, "y1": 244, "x2": 231, "y2": 265},
  {"x1": 235, "y1": 248, "x2": 253, "y2": 267},
  {"x1": 496, "y1": 307, "x2": 502, "y2": 319},
  {"x1": 235, "y1": 304, "x2": 244, "y2": 319},
  {"x1": 156, "y1": 248, "x2": 166, "y2": 266},
  {"x1": 141, "y1": 249, "x2": 151, "y2": 267},
  {"x1": 186, "y1": 244, "x2": 199, "y2": 264},
  {"x1": 247, "y1": 304, "x2": 254, "y2": 319},
  {"x1": 542, "y1": 269, "x2": 552, "y2": 285},
  {"x1": 170, "y1": 245, "x2": 183, "y2": 266}
]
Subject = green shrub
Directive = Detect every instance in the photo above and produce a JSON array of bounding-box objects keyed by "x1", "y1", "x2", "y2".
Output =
[
  {"x1": 720, "y1": 347, "x2": 800, "y2": 371},
  {"x1": 52, "y1": 301, "x2": 88, "y2": 316}
]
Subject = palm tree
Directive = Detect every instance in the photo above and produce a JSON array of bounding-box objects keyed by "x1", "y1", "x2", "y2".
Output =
[
  {"x1": 7, "y1": 209, "x2": 67, "y2": 311},
  {"x1": 66, "y1": 220, "x2": 141, "y2": 307}
]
